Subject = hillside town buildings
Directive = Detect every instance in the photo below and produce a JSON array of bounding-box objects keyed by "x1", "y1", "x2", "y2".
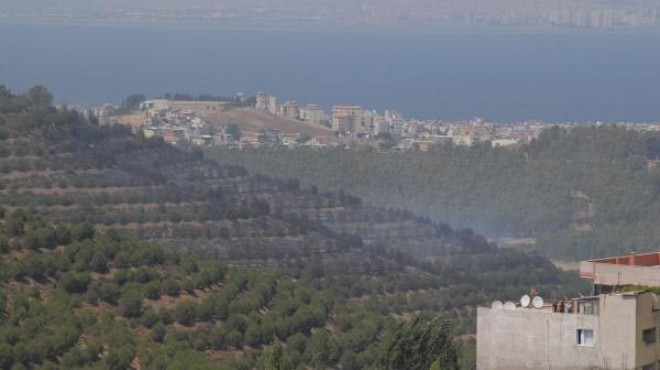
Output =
[
  {"x1": 138, "y1": 99, "x2": 227, "y2": 146},
  {"x1": 96, "y1": 90, "x2": 660, "y2": 152},
  {"x1": 478, "y1": 252, "x2": 660, "y2": 370}
]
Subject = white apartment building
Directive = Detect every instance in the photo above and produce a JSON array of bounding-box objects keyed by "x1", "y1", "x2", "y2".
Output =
[
  {"x1": 331, "y1": 105, "x2": 363, "y2": 133},
  {"x1": 300, "y1": 104, "x2": 326, "y2": 124},
  {"x1": 280, "y1": 100, "x2": 300, "y2": 120},
  {"x1": 255, "y1": 92, "x2": 277, "y2": 115}
]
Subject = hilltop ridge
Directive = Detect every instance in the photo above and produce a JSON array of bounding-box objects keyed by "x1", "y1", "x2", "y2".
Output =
[{"x1": 116, "y1": 102, "x2": 333, "y2": 140}]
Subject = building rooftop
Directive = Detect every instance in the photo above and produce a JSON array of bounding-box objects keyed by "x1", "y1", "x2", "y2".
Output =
[
  {"x1": 584, "y1": 251, "x2": 660, "y2": 267},
  {"x1": 580, "y1": 251, "x2": 660, "y2": 289}
]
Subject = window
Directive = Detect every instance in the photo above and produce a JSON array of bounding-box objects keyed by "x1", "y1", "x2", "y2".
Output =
[
  {"x1": 643, "y1": 328, "x2": 657, "y2": 345},
  {"x1": 642, "y1": 363, "x2": 656, "y2": 370},
  {"x1": 577, "y1": 329, "x2": 594, "y2": 347},
  {"x1": 579, "y1": 300, "x2": 598, "y2": 315}
]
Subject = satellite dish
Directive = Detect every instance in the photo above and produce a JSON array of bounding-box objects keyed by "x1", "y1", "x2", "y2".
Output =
[
  {"x1": 504, "y1": 301, "x2": 517, "y2": 311},
  {"x1": 491, "y1": 300, "x2": 504, "y2": 310},
  {"x1": 520, "y1": 294, "x2": 531, "y2": 308},
  {"x1": 532, "y1": 296, "x2": 544, "y2": 308}
]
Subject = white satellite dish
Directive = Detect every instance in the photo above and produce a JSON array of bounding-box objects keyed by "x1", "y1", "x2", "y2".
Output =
[
  {"x1": 504, "y1": 301, "x2": 517, "y2": 311},
  {"x1": 532, "y1": 296, "x2": 544, "y2": 308},
  {"x1": 491, "y1": 300, "x2": 504, "y2": 310},
  {"x1": 520, "y1": 294, "x2": 531, "y2": 308}
]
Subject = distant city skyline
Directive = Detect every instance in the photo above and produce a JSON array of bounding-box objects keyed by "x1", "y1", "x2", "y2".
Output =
[{"x1": 3, "y1": 0, "x2": 660, "y2": 30}]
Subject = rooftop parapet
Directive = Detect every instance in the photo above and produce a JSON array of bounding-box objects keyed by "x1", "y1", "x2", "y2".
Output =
[{"x1": 580, "y1": 251, "x2": 660, "y2": 287}]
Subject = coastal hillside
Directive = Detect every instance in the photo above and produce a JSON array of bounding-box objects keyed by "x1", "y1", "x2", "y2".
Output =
[
  {"x1": 116, "y1": 102, "x2": 334, "y2": 140},
  {"x1": 204, "y1": 107, "x2": 333, "y2": 139}
]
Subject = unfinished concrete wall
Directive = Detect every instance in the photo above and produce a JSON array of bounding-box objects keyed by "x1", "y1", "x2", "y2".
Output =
[
  {"x1": 635, "y1": 293, "x2": 660, "y2": 368},
  {"x1": 596, "y1": 294, "x2": 640, "y2": 369},
  {"x1": 580, "y1": 261, "x2": 660, "y2": 287}
]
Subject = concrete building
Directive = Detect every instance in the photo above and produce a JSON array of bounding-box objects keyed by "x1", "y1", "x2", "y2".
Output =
[
  {"x1": 478, "y1": 251, "x2": 660, "y2": 370},
  {"x1": 92, "y1": 103, "x2": 120, "y2": 124},
  {"x1": 330, "y1": 106, "x2": 374, "y2": 134},
  {"x1": 280, "y1": 100, "x2": 300, "y2": 120},
  {"x1": 385, "y1": 109, "x2": 407, "y2": 136},
  {"x1": 300, "y1": 104, "x2": 326, "y2": 124},
  {"x1": 257, "y1": 129, "x2": 283, "y2": 144},
  {"x1": 139, "y1": 99, "x2": 169, "y2": 111},
  {"x1": 255, "y1": 92, "x2": 277, "y2": 115},
  {"x1": 372, "y1": 116, "x2": 389, "y2": 135},
  {"x1": 358, "y1": 110, "x2": 375, "y2": 135},
  {"x1": 411, "y1": 140, "x2": 435, "y2": 152},
  {"x1": 331, "y1": 105, "x2": 363, "y2": 133},
  {"x1": 580, "y1": 252, "x2": 660, "y2": 291}
]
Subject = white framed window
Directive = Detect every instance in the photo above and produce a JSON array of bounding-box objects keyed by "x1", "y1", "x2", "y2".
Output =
[{"x1": 577, "y1": 329, "x2": 594, "y2": 347}]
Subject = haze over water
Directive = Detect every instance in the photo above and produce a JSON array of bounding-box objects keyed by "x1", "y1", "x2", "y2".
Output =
[{"x1": 1, "y1": 23, "x2": 659, "y2": 122}]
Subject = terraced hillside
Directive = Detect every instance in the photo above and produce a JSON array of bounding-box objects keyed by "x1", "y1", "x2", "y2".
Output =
[
  {"x1": 2, "y1": 87, "x2": 587, "y2": 282},
  {"x1": 0, "y1": 212, "x2": 397, "y2": 369},
  {"x1": 0, "y1": 110, "x2": 490, "y2": 265},
  {"x1": 0, "y1": 85, "x2": 589, "y2": 368}
]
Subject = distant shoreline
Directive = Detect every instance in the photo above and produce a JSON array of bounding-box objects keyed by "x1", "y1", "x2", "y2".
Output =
[{"x1": 3, "y1": 18, "x2": 660, "y2": 35}]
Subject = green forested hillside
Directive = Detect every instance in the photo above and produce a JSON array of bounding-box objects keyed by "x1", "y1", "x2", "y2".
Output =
[
  {"x1": 0, "y1": 209, "x2": 586, "y2": 370},
  {"x1": 0, "y1": 85, "x2": 589, "y2": 369},
  {"x1": 0, "y1": 209, "x2": 589, "y2": 370},
  {"x1": 0, "y1": 210, "x2": 384, "y2": 369},
  {"x1": 208, "y1": 126, "x2": 660, "y2": 260}
]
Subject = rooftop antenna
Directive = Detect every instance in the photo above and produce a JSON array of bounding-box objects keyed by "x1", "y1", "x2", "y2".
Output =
[{"x1": 532, "y1": 296, "x2": 544, "y2": 308}]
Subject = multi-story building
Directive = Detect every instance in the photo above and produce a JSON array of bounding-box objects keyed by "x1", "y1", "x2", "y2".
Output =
[
  {"x1": 372, "y1": 116, "x2": 389, "y2": 135},
  {"x1": 358, "y1": 110, "x2": 375, "y2": 135},
  {"x1": 331, "y1": 105, "x2": 364, "y2": 133},
  {"x1": 388, "y1": 120, "x2": 407, "y2": 136},
  {"x1": 478, "y1": 251, "x2": 660, "y2": 370},
  {"x1": 280, "y1": 100, "x2": 300, "y2": 120},
  {"x1": 300, "y1": 104, "x2": 326, "y2": 124},
  {"x1": 257, "y1": 129, "x2": 283, "y2": 144},
  {"x1": 385, "y1": 110, "x2": 407, "y2": 136},
  {"x1": 255, "y1": 92, "x2": 277, "y2": 115}
]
